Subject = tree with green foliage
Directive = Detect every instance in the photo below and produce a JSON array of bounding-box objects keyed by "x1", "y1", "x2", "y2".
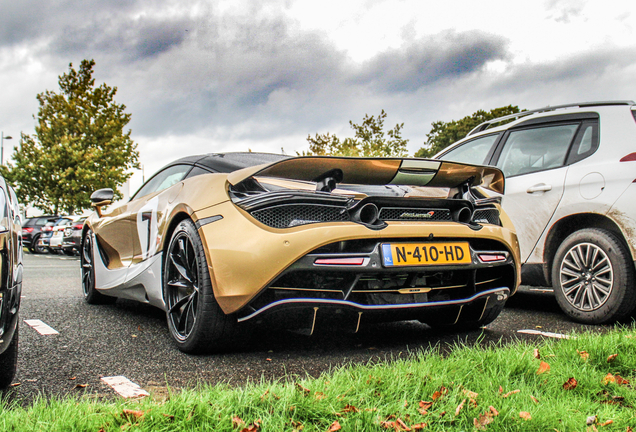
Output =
[
  {"x1": 415, "y1": 105, "x2": 523, "y2": 158},
  {"x1": 2, "y1": 59, "x2": 139, "y2": 215},
  {"x1": 304, "y1": 110, "x2": 408, "y2": 157}
]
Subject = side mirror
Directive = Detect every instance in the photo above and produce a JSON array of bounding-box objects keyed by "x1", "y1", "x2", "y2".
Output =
[{"x1": 90, "y1": 188, "x2": 114, "y2": 217}]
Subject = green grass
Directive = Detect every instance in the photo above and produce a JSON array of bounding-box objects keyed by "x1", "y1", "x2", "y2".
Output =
[{"x1": 2, "y1": 328, "x2": 636, "y2": 431}]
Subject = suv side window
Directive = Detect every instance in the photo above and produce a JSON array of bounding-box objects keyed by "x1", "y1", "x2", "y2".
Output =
[
  {"x1": 133, "y1": 164, "x2": 192, "y2": 199},
  {"x1": 494, "y1": 124, "x2": 579, "y2": 177},
  {"x1": 438, "y1": 134, "x2": 499, "y2": 165},
  {"x1": 566, "y1": 120, "x2": 599, "y2": 165}
]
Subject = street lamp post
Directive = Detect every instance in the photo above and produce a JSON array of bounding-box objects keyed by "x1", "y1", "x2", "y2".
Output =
[{"x1": 1, "y1": 132, "x2": 13, "y2": 166}]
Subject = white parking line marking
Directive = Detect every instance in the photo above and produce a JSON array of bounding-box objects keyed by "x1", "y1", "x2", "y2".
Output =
[
  {"x1": 101, "y1": 376, "x2": 149, "y2": 398},
  {"x1": 24, "y1": 319, "x2": 59, "y2": 335},
  {"x1": 517, "y1": 329, "x2": 571, "y2": 339}
]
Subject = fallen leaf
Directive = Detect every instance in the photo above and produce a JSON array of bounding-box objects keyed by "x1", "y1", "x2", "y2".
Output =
[
  {"x1": 122, "y1": 409, "x2": 144, "y2": 419},
  {"x1": 266, "y1": 358, "x2": 272, "y2": 362},
  {"x1": 563, "y1": 377, "x2": 578, "y2": 390},
  {"x1": 296, "y1": 383, "x2": 310, "y2": 395},
  {"x1": 533, "y1": 348, "x2": 541, "y2": 359},
  {"x1": 74, "y1": 384, "x2": 88, "y2": 389},
  {"x1": 314, "y1": 392, "x2": 326, "y2": 400},
  {"x1": 600, "y1": 420, "x2": 613, "y2": 426},
  {"x1": 260, "y1": 390, "x2": 269, "y2": 400},
  {"x1": 290, "y1": 419, "x2": 304, "y2": 432},
  {"x1": 578, "y1": 350, "x2": 590, "y2": 360},
  {"x1": 455, "y1": 399, "x2": 466, "y2": 416},
  {"x1": 586, "y1": 415, "x2": 597, "y2": 426},
  {"x1": 502, "y1": 389, "x2": 520, "y2": 398},
  {"x1": 489, "y1": 406, "x2": 499, "y2": 416},
  {"x1": 603, "y1": 373, "x2": 616, "y2": 385},
  {"x1": 327, "y1": 420, "x2": 341, "y2": 431},
  {"x1": 616, "y1": 375, "x2": 630, "y2": 386},
  {"x1": 439, "y1": 411, "x2": 446, "y2": 418},
  {"x1": 537, "y1": 361, "x2": 551, "y2": 375},
  {"x1": 404, "y1": 400, "x2": 408, "y2": 408},
  {"x1": 232, "y1": 416, "x2": 245, "y2": 427},
  {"x1": 463, "y1": 389, "x2": 479, "y2": 399},
  {"x1": 240, "y1": 420, "x2": 261, "y2": 432},
  {"x1": 9, "y1": 383, "x2": 20, "y2": 387},
  {"x1": 431, "y1": 386, "x2": 447, "y2": 401},
  {"x1": 162, "y1": 414, "x2": 175, "y2": 421},
  {"x1": 530, "y1": 395, "x2": 539, "y2": 403},
  {"x1": 519, "y1": 411, "x2": 532, "y2": 421},
  {"x1": 411, "y1": 423, "x2": 427, "y2": 430},
  {"x1": 68, "y1": 377, "x2": 77, "y2": 380},
  {"x1": 419, "y1": 401, "x2": 433, "y2": 410},
  {"x1": 342, "y1": 404, "x2": 359, "y2": 413},
  {"x1": 396, "y1": 418, "x2": 411, "y2": 431},
  {"x1": 498, "y1": 385, "x2": 503, "y2": 393},
  {"x1": 607, "y1": 354, "x2": 618, "y2": 363}
]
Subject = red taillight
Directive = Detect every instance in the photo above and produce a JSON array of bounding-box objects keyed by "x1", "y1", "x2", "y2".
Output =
[
  {"x1": 73, "y1": 224, "x2": 83, "y2": 230},
  {"x1": 620, "y1": 153, "x2": 636, "y2": 162},
  {"x1": 22, "y1": 227, "x2": 34, "y2": 233},
  {"x1": 478, "y1": 253, "x2": 506, "y2": 263},
  {"x1": 314, "y1": 257, "x2": 365, "y2": 266}
]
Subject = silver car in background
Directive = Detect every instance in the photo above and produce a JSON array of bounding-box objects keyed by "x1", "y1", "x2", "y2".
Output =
[{"x1": 435, "y1": 101, "x2": 636, "y2": 324}]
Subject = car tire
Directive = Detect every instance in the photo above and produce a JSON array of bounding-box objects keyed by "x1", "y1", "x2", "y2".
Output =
[
  {"x1": 32, "y1": 235, "x2": 46, "y2": 254},
  {"x1": 0, "y1": 324, "x2": 18, "y2": 390},
  {"x1": 163, "y1": 219, "x2": 236, "y2": 353},
  {"x1": 81, "y1": 230, "x2": 116, "y2": 305},
  {"x1": 63, "y1": 249, "x2": 74, "y2": 256},
  {"x1": 552, "y1": 228, "x2": 636, "y2": 324}
]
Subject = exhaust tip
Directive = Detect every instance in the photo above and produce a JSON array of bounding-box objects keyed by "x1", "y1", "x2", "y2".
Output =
[
  {"x1": 454, "y1": 206, "x2": 472, "y2": 224},
  {"x1": 357, "y1": 203, "x2": 379, "y2": 225}
]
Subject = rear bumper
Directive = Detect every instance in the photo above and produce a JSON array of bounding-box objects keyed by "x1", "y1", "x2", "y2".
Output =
[{"x1": 238, "y1": 287, "x2": 510, "y2": 331}]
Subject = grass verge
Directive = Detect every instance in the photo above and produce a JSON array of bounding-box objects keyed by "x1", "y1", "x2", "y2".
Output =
[{"x1": 2, "y1": 327, "x2": 636, "y2": 431}]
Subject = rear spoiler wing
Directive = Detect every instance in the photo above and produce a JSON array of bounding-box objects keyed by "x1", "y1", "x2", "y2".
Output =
[{"x1": 227, "y1": 156, "x2": 504, "y2": 194}]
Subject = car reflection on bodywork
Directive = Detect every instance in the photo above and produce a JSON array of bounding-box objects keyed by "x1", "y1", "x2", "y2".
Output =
[{"x1": 82, "y1": 153, "x2": 521, "y2": 353}]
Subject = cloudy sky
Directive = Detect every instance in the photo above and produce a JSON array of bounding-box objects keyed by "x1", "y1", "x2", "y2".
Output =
[{"x1": 1, "y1": 0, "x2": 635, "y2": 192}]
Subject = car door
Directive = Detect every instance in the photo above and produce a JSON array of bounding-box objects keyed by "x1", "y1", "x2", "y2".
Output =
[{"x1": 491, "y1": 123, "x2": 580, "y2": 262}]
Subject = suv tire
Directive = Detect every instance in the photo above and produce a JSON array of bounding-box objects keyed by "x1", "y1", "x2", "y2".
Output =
[{"x1": 552, "y1": 228, "x2": 636, "y2": 324}]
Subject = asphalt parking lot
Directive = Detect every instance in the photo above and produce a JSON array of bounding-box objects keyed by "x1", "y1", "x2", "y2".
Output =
[{"x1": 7, "y1": 251, "x2": 604, "y2": 405}]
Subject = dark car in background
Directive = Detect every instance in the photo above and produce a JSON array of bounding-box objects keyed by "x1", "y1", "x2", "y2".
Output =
[
  {"x1": 21, "y1": 215, "x2": 57, "y2": 254},
  {"x1": 0, "y1": 176, "x2": 22, "y2": 389},
  {"x1": 62, "y1": 217, "x2": 86, "y2": 255}
]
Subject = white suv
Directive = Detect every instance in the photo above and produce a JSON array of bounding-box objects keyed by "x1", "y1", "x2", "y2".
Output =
[{"x1": 435, "y1": 101, "x2": 636, "y2": 324}]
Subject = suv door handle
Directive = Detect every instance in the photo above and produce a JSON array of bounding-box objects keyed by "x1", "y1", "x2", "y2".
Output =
[{"x1": 527, "y1": 183, "x2": 552, "y2": 193}]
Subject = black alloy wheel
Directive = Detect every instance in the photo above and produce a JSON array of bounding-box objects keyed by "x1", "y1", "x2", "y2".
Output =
[
  {"x1": 0, "y1": 325, "x2": 18, "y2": 390},
  {"x1": 164, "y1": 219, "x2": 236, "y2": 353},
  {"x1": 81, "y1": 230, "x2": 115, "y2": 304}
]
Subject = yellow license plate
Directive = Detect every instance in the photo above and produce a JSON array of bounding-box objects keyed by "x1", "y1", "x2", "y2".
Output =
[{"x1": 381, "y1": 242, "x2": 471, "y2": 267}]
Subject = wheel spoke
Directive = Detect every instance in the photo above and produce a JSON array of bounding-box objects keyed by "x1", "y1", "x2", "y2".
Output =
[{"x1": 170, "y1": 252, "x2": 193, "y2": 284}]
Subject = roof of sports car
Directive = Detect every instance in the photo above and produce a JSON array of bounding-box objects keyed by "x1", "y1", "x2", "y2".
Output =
[{"x1": 172, "y1": 152, "x2": 291, "y2": 173}]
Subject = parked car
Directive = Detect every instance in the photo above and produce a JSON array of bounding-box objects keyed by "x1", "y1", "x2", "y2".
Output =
[
  {"x1": 21, "y1": 215, "x2": 57, "y2": 254},
  {"x1": 434, "y1": 100, "x2": 636, "y2": 324},
  {"x1": 48, "y1": 216, "x2": 82, "y2": 254},
  {"x1": 83, "y1": 153, "x2": 520, "y2": 353},
  {"x1": 37, "y1": 217, "x2": 72, "y2": 253},
  {"x1": 62, "y1": 217, "x2": 86, "y2": 255},
  {"x1": 0, "y1": 176, "x2": 22, "y2": 389}
]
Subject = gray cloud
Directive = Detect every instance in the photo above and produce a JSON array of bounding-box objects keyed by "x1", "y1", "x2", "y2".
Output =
[{"x1": 357, "y1": 31, "x2": 509, "y2": 92}]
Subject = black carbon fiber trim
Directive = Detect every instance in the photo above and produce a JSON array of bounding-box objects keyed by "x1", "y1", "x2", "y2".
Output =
[
  {"x1": 251, "y1": 204, "x2": 349, "y2": 228},
  {"x1": 379, "y1": 207, "x2": 452, "y2": 221},
  {"x1": 472, "y1": 208, "x2": 500, "y2": 225}
]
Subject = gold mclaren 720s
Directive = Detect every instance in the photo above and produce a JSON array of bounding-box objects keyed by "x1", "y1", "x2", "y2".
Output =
[{"x1": 83, "y1": 153, "x2": 520, "y2": 353}]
